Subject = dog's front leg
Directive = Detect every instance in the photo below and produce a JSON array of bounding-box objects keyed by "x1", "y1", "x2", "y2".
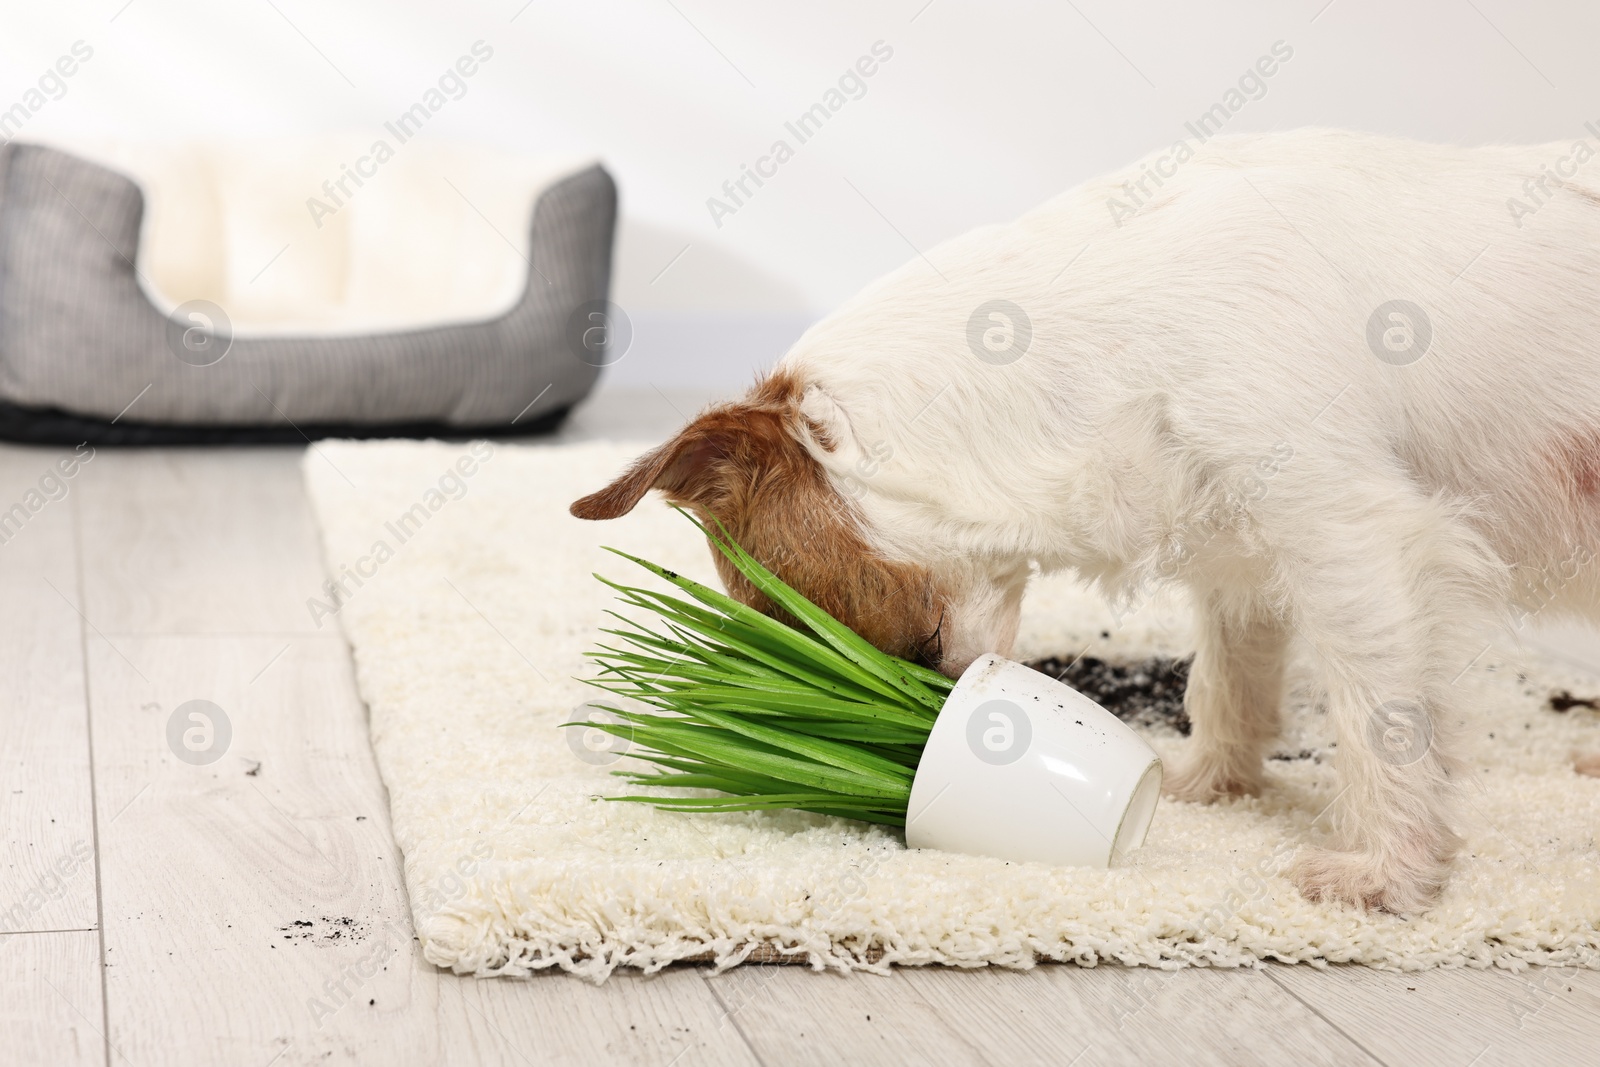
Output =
[
  {"x1": 1272, "y1": 502, "x2": 1473, "y2": 913},
  {"x1": 1165, "y1": 591, "x2": 1289, "y2": 801}
]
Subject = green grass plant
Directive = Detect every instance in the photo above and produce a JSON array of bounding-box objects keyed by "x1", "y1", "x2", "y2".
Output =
[{"x1": 567, "y1": 511, "x2": 953, "y2": 826}]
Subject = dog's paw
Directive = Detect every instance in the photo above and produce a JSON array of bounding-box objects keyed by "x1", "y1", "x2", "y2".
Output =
[
  {"x1": 1289, "y1": 847, "x2": 1444, "y2": 914},
  {"x1": 1162, "y1": 755, "x2": 1261, "y2": 803}
]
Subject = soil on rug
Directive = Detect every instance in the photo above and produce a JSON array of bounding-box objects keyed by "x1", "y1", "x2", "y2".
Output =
[{"x1": 1024, "y1": 655, "x2": 1193, "y2": 735}]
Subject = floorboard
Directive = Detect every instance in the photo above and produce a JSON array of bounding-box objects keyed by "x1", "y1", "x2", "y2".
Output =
[
  {"x1": 1268, "y1": 962, "x2": 1600, "y2": 1066},
  {"x1": 75, "y1": 449, "x2": 330, "y2": 636},
  {"x1": 73, "y1": 435, "x2": 752, "y2": 1066},
  {"x1": 0, "y1": 930, "x2": 104, "y2": 1067},
  {"x1": 87, "y1": 633, "x2": 417, "y2": 1065},
  {"x1": 440, "y1": 967, "x2": 759, "y2": 1067},
  {"x1": 903, "y1": 965, "x2": 1378, "y2": 1067},
  {"x1": 0, "y1": 448, "x2": 97, "y2": 935},
  {"x1": 705, "y1": 966, "x2": 992, "y2": 1067}
]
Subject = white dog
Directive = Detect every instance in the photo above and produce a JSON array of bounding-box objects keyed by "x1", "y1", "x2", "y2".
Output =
[{"x1": 574, "y1": 129, "x2": 1600, "y2": 913}]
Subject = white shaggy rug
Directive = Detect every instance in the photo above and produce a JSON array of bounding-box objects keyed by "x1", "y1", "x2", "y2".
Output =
[{"x1": 303, "y1": 440, "x2": 1600, "y2": 980}]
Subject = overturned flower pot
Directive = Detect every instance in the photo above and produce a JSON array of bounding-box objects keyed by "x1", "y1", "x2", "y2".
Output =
[
  {"x1": 905, "y1": 653, "x2": 1162, "y2": 868},
  {"x1": 569, "y1": 511, "x2": 1162, "y2": 869}
]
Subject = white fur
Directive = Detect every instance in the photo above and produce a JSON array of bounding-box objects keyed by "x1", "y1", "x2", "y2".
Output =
[{"x1": 779, "y1": 128, "x2": 1600, "y2": 911}]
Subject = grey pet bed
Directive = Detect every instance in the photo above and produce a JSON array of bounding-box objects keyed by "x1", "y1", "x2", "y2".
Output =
[{"x1": 0, "y1": 143, "x2": 617, "y2": 443}]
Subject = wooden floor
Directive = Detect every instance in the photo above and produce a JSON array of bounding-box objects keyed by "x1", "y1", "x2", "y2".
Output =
[{"x1": 3, "y1": 387, "x2": 1598, "y2": 1066}]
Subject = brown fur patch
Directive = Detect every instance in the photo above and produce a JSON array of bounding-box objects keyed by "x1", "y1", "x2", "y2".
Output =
[
  {"x1": 1546, "y1": 428, "x2": 1600, "y2": 502},
  {"x1": 571, "y1": 371, "x2": 946, "y2": 666}
]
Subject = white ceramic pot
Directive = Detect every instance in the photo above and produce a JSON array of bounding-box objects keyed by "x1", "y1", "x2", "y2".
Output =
[{"x1": 904, "y1": 653, "x2": 1163, "y2": 868}]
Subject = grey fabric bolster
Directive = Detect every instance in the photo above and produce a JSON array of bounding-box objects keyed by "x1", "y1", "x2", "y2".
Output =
[{"x1": 0, "y1": 143, "x2": 613, "y2": 427}]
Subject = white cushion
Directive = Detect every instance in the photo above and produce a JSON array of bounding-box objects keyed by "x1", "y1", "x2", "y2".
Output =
[{"x1": 41, "y1": 136, "x2": 593, "y2": 335}]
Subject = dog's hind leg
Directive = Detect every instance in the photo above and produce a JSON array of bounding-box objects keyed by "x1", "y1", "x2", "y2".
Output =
[{"x1": 1267, "y1": 479, "x2": 1501, "y2": 911}]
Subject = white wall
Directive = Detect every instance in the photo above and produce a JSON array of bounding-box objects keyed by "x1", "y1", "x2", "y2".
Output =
[{"x1": 3, "y1": 1, "x2": 1596, "y2": 388}]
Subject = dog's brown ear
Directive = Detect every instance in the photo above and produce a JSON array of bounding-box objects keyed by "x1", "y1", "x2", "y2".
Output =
[
  {"x1": 574, "y1": 437, "x2": 708, "y2": 518},
  {"x1": 570, "y1": 373, "x2": 805, "y2": 521},
  {"x1": 569, "y1": 418, "x2": 737, "y2": 520}
]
